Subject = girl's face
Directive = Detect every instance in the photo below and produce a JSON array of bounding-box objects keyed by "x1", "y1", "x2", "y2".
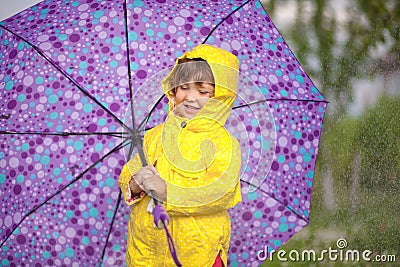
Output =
[{"x1": 172, "y1": 82, "x2": 215, "y2": 119}]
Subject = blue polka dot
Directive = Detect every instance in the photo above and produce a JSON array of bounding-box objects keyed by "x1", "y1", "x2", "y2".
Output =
[
  {"x1": 133, "y1": 0, "x2": 144, "y2": 7},
  {"x1": 21, "y1": 143, "x2": 29, "y2": 151},
  {"x1": 251, "y1": 118, "x2": 258, "y2": 127},
  {"x1": 128, "y1": 31, "x2": 138, "y2": 41},
  {"x1": 113, "y1": 244, "x2": 121, "y2": 252},
  {"x1": 0, "y1": 174, "x2": 6, "y2": 184},
  {"x1": 89, "y1": 208, "x2": 98, "y2": 217},
  {"x1": 105, "y1": 177, "x2": 115, "y2": 187},
  {"x1": 16, "y1": 175, "x2": 24, "y2": 183},
  {"x1": 36, "y1": 77, "x2": 44, "y2": 84},
  {"x1": 280, "y1": 90, "x2": 288, "y2": 97},
  {"x1": 112, "y1": 36, "x2": 123, "y2": 46},
  {"x1": 43, "y1": 251, "x2": 50, "y2": 259},
  {"x1": 40, "y1": 156, "x2": 50, "y2": 165},
  {"x1": 5, "y1": 81, "x2": 14, "y2": 90},
  {"x1": 304, "y1": 153, "x2": 311, "y2": 162},
  {"x1": 95, "y1": 143, "x2": 103, "y2": 152},
  {"x1": 130, "y1": 62, "x2": 139, "y2": 70},
  {"x1": 296, "y1": 75, "x2": 304, "y2": 84},
  {"x1": 106, "y1": 210, "x2": 113, "y2": 219},
  {"x1": 160, "y1": 22, "x2": 167, "y2": 28},
  {"x1": 82, "y1": 237, "x2": 90, "y2": 245},
  {"x1": 48, "y1": 94, "x2": 58, "y2": 104},
  {"x1": 82, "y1": 180, "x2": 89, "y2": 187},
  {"x1": 74, "y1": 141, "x2": 83, "y2": 150},
  {"x1": 83, "y1": 103, "x2": 93, "y2": 113},
  {"x1": 59, "y1": 34, "x2": 67, "y2": 41},
  {"x1": 274, "y1": 240, "x2": 282, "y2": 247},
  {"x1": 110, "y1": 60, "x2": 118, "y2": 68},
  {"x1": 50, "y1": 112, "x2": 58, "y2": 119},
  {"x1": 277, "y1": 155, "x2": 285, "y2": 163},
  {"x1": 254, "y1": 211, "x2": 262, "y2": 219},
  {"x1": 40, "y1": 8, "x2": 49, "y2": 15},
  {"x1": 17, "y1": 42, "x2": 24, "y2": 50},
  {"x1": 247, "y1": 191, "x2": 257, "y2": 201},
  {"x1": 66, "y1": 210, "x2": 74, "y2": 218},
  {"x1": 146, "y1": 29, "x2": 154, "y2": 36},
  {"x1": 94, "y1": 10, "x2": 104, "y2": 18},
  {"x1": 79, "y1": 61, "x2": 88, "y2": 69},
  {"x1": 98, "y1": 118, "x2": 106, "y2": 126},
  {"x1": 65, "y1": 248, "x2": 74, "y2": 257},
  {"x1": 2, "y1": 259, "x2": 10, "y2": 266},
  {"x1": 295, "y1": 131, "x2": 302, "y2": 139}
]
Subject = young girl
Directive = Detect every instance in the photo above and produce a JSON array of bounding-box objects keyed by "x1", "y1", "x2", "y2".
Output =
[{"x1": 118, "y1": 44, "x2": 241, "y2": 267}]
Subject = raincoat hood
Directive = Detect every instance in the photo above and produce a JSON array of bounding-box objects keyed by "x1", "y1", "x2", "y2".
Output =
[{"x1": 162, "y1": 44, "x2": 240, "y2": 130}]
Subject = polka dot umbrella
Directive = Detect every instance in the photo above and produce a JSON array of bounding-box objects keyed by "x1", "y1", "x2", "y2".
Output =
[{"x1": 0, "y1": 0, "x2": 327, "y2": 266}]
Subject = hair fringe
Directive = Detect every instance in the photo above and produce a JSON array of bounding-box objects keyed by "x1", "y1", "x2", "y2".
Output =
[{"x1": 167, "y1": 58, "x2": 215, "y2": 96}]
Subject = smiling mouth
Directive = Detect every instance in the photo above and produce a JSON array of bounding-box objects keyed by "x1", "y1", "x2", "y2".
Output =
[{"x1": 183, "y1": 104, "x2": 200, "y2": 112}]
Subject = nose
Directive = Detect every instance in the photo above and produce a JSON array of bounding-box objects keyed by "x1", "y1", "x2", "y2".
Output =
[{"x1": 184, "y1": 88, "x2": 197, "y2": 101}]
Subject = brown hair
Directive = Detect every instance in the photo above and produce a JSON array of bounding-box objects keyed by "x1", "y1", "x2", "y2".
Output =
[{"x1": 167, "y1": 58, "x2": 215, "y2": 96}]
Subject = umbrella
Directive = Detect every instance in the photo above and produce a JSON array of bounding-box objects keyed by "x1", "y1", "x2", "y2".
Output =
[{"x1": 0, "y1": 0, "x2": 327, "y2": 266}]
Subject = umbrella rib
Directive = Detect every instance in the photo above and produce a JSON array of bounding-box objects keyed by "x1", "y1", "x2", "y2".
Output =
[
  {"x1": 0, "y1": 130, "x2": 128, "y2": 138},
  {"x1": 101, "y1": 191, "x2": 122, "y2": 263},
  {"x1": 241, "y1": 180, "x2": 310, "y2": 223},
  {"x1": 232, "y1": 98, "x2": 328, "y2": 110},
  {"x1": 202, "y1": 0, "x2": 252, "y2": 44},
  {"x1": 137, "y1": 94, "x2": 166, "y2": 131},
  {"x1": 122, "y1": 0, "x2": 137, "y2": 130},
  {"x1": 100, "y1": 132, "x2": 138, "y2": 263},
  {"x1": 0, "y1": 25, "x2": 131, "y2": 133},
  {"x1": 0, "y1": 139, "x2": 131, "y2": 249}
]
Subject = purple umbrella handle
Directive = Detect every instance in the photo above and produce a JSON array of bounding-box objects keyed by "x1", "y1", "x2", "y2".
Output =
[
  {"x1": 152, "y1": 204, "x2": 169, "y2": 228},
  {"x1": 152, "y1": 205, "x2": 182, "y2": 267}
]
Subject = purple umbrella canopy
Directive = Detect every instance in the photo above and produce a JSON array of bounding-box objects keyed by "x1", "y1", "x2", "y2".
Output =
[{"x1": 0, "y1": 0, "x2": 327, "y2": 266}]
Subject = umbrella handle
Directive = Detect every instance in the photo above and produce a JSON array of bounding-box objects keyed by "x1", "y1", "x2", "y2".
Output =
[
  {"x1": 152, "y1": 203, "x2": 169, "y2": 228},
  {"x1": 153, "y1": 204, "x2": 182, "y2": 267}
]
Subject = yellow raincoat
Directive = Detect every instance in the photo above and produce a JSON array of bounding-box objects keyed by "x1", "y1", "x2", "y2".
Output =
[{"x1": 118, "y1": 44, "x2": 241, "y2": 267}]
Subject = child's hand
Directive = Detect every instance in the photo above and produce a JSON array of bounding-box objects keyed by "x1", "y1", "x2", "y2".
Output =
[
  {"x1": 135, "y1": 166, "x2": 167, "y2": 202},
  {"x1": 134, "y1": 166, "x2": 156, "y2": 187},
  {"x1": 129, "y1": 178, "x2": 142, "y2": 195}
]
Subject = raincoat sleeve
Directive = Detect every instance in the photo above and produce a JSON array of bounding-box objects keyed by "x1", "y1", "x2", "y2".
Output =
[
  {"x1": 165, "y1": 135, "x2": 242, "y2": 216},
  {"x1": 118, "y1": 125, "x2": 162, "y2": 206},
  {"x1": 118, "y1": 153, "x2": 144, "y2": 206}
]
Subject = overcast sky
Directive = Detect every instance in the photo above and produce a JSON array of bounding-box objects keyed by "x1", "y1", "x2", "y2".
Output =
[{"x1": 0, "y1": 0, "x2": 43, "y2": 21}]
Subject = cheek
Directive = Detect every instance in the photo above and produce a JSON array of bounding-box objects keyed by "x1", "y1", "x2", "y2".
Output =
[
  {"x1": 197, "y1": 97, "x2": 210, "y2": 108},
  {"x1": 172, "y1": 94, "x2": 184, "y2": 106}
]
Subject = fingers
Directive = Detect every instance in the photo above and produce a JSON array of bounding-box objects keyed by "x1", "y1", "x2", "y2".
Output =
[
  {"x1": 134, "y1": 166, "x2": 156, "y2": 185},
  {"x1": 141, "y1": 174, "x2": 166, "y2": 201}
]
